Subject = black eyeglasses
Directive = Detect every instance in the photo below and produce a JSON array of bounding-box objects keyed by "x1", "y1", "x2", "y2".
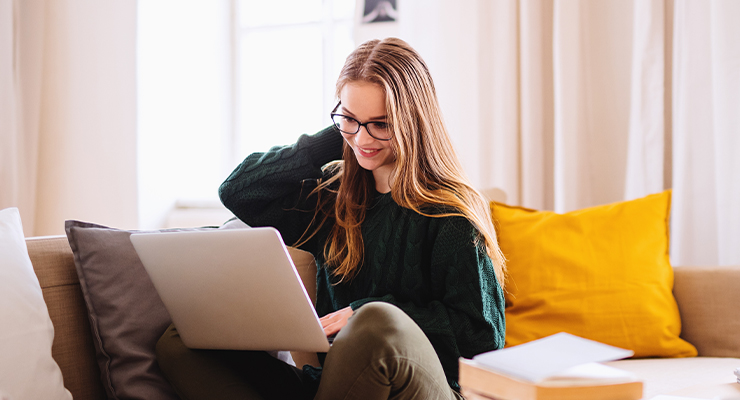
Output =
[{"x1": 330, "y1": 104, "x2": 392, "y2": 141}]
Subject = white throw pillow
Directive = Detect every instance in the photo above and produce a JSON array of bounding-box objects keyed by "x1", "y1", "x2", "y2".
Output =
[{"x1": 0, "y1": 208, "x2": 71, "y2": 400}]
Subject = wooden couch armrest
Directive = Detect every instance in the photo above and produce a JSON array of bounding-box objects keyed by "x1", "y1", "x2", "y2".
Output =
[
  {"x1": 26, "y1": 236, "x2": 106, "y2": 400},
  {"x1": 673, "y1": 265, "x2": 740, "y2": 357}
]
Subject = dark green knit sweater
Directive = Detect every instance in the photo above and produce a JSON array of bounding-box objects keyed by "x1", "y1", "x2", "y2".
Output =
[{"x1": 218, "y1": 126, "x2": 505, "y2": 390}]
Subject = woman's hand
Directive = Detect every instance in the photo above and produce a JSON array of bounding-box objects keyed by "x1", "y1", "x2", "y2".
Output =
[{"x1": 320, "y1": 306, "x2": 354, "y2": 337}]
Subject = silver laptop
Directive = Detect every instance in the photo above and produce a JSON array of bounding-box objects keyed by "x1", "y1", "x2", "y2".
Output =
[{"x1": 130, "y1": 227, "x2": 331, "y2": 353}]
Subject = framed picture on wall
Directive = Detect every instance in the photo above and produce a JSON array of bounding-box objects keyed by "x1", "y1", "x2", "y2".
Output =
[{"x1": 362, "y1": 0, "x2": 398, "y2": 24}]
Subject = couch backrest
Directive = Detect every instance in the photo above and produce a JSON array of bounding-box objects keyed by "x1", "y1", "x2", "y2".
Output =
[
  {"x1": 673, "y1": 265, "x2": 740, "y2": 357},
  {"x1": 26, "y1": 236, "x2": 740, "y2": 400},
  {"x1": 27, "y1": 236, "x2": 105, "y2": 400}
]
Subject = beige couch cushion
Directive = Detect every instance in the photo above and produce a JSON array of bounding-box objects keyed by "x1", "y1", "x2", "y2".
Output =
[
  {"x1": 27, "y1": 236, "x2": 105, "y2": 400},
  {"x1": 608, "y1": 357, "x2": 740, "y2": 399},
  {"x1": 674, "y1": 265, "x2": 740, "y2": 357}
]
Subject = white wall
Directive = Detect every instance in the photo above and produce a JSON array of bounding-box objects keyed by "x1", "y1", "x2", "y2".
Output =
[{"x1": 137, "y1": 0, "x2": 233, "y2": 229}]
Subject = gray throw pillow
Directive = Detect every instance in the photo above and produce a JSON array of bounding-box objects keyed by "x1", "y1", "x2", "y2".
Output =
[
  {"x1": 64, "y1": 220, "x2": 217, "y2": 400},
  {"x1": 65, "y1": 218, "x2": 302, "y2": 399}
]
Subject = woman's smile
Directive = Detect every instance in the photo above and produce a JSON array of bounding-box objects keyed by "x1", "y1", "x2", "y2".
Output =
[{"x1": 357, "y1": 146, "x2": 381, "y2": 157}]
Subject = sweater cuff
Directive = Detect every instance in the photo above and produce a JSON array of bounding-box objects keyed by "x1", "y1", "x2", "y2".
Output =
[{"x1": 304, "y1": 125, "x2": 344, "y2": 167}]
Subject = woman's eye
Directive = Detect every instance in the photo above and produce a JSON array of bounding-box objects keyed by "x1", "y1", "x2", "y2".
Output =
[{"x1": 372, "y1": 122, "x2": 388, "y2": 130}]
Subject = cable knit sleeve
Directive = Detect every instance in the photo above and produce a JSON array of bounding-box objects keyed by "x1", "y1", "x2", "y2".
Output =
[{"x1": 218, "y1": 126, "x2": 344, "y2": 249}]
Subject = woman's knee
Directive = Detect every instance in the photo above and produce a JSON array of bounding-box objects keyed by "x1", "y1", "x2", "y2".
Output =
[
  {"x1": 320, "y1": 303, "x2": 451, "y2": 399},
  {"x1": 342, "y1": 302, "x2": 419, "y2": 349}
]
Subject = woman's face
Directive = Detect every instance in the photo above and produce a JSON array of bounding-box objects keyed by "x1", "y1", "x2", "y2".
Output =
[{"x1": 338, "y1": 81, "x2": 395, "y2": 193}]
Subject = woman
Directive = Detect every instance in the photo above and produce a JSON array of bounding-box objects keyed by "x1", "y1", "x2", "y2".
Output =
[{"x1": 157, "y1": 37, "x2": 506, "y2": 400}]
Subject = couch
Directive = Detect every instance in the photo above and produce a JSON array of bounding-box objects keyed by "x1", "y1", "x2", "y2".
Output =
[{"x1": 27, "y1": 234, "x2": 740, "y2": 400}]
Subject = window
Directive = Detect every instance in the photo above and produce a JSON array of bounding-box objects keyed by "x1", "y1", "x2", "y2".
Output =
[
  {"x1": 137, "y1": 1, "x2": 356, "y2": 229},
  {"x1": 231, "y1": 0, "x2": 356, "y2": 162}
]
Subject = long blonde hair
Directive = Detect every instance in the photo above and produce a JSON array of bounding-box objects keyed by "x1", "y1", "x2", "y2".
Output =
[{"x1": 310, "y1": 38, "x2": 506, "y2": 286}]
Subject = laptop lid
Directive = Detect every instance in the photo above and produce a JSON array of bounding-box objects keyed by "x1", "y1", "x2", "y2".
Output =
[{"x1": 130, "y1": 227, "x2": 330, "y2": 353}]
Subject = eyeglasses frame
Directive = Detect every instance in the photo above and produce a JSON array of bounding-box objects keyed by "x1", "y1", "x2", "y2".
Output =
[{"x1": 330, "y1": 103, "x2": 392, "y2": 141}]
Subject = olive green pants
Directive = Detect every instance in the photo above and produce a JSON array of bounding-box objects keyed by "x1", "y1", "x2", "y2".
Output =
[{"x1": 156, "y1": 302, "x2": 463, "y2": 400}]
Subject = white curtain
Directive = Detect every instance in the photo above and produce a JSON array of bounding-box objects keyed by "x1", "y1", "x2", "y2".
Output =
[
  {"x1": 398, "y1": 0, "x2": 740, "y2": 266},
  {"x1": 0, "y1": 0, "x2": 44, "y2": 235},
  {"x1": 398, "y1": 0, "x2": 638, "y2": 211},
  {"x1": 672, "y1": 0, "x2": 740, "y2": 266},
  {"x1": 0, "y1": 0, "x2": 138, "y2": 236}
]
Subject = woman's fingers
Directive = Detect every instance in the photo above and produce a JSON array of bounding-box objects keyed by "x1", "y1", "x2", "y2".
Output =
[
  {"x1": 323, "y1": 322, "x2": 341, "y2": 337},
  {"x1": 319, "y1": 306, "x2": 354, "y2": 336},
  {"x1": 321, "y1": 316, "x2": 342, "y2": 336}
]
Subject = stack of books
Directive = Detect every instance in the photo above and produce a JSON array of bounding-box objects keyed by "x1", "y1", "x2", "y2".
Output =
[{"x1": 459, "y1": 333, "x2": 643, "y2": 400}]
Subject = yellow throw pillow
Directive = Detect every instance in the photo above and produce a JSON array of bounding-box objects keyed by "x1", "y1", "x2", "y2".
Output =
[{"x1": 493, "y1": 190, "x2": 697, "y2": 358}]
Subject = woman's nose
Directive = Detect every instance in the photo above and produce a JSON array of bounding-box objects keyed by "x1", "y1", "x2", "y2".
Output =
[{"x1": 355, "y1": 125, "x2": 375, "y2": 144}]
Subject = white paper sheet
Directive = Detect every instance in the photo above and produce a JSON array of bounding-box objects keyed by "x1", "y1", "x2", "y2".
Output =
[{"x1": 472, "y1": 332, "x2": 634, "y2": 383}]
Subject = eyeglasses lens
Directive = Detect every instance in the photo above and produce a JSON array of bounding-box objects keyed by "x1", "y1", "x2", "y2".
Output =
[{"x1": 333, "y1": 115, "x2": 358, "y2": 134}]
